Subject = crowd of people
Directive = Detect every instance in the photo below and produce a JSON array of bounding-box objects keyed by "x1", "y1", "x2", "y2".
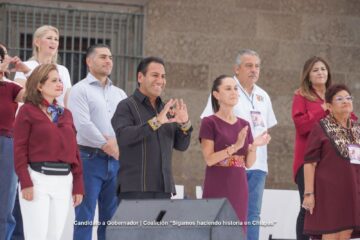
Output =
[{"x1": 0, "y1": 24, "x2": 359, "y2": 240}]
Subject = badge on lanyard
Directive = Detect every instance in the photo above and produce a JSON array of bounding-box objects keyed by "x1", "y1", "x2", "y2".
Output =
[
  {"x1": 348, "y1": 144, "x2": 360, "y2": 164},
  {"x1": 250, "y1": 111, "x2": 265, "y2": 128}
]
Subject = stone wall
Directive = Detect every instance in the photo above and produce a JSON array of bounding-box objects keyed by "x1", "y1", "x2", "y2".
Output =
[{"x1": 144, "y1": 0, "x2": 360, "y2": 197}]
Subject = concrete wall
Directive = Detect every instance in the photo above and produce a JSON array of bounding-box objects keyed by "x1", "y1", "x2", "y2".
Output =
[{"x1": 2, "y1": 0, "x2": 360, "y2": 197}]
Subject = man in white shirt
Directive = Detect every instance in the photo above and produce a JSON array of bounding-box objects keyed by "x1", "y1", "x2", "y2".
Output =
[
  {"x1": 68, "y1": 44, "x2": 127, "y2": 240},
  {"x1": 201, "y1": 49, "x2": 277, "y2": 240}
]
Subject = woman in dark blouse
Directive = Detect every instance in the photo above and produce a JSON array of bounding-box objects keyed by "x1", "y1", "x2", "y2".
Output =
[
  {"x1": 303, "y1": 84, "x2": 360, "y2": 239},
  {"x1": 199, "y1": 75, "x2": 271, "y2": 238},
  {"x1": 13, "y1": 64, "x2": 84, "y2": 240}
]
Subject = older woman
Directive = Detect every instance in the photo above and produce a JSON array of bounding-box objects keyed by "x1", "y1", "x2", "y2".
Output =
[
  {"x1": 0, "y1": 43, "x2": 26, "y2": 240},
  {"x1": 199, "y1": 75, "x2": 270, "y2": 237},
  {"x1": 13, "y1": 64, "x2": 83, "y2": 240},
  {"x1": 291, "y1": 56, "x2": 332, "y2": 240},
  {"x1": 14, "y1": 25, "x2": 71, "y2": 107},
  {"x1": 303, "y1": 84, "x2": 360, "y2": 239}
]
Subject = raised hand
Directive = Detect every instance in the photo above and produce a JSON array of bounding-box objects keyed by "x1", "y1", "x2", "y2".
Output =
[
  {"x1": 253, "y1": 131, "x2": 271, "y2": 147},
  {"x1": 234, "y1": 126, "x2": 248, "y2": 150},
  {"x1": 172, "y1": 99, "x2": 189, "y2": 124},
  {"x1": 0, "y1": 55, "x2": 31, "y2": 74},
  {"x1": 11, "y1": 56, "x2": 31, "y2": 74},
  {"x1": 157, "y1": 98, "x2": 176, "y2": 124}
]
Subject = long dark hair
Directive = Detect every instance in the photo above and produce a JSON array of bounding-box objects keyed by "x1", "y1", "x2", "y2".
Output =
[
  {"x1": 299, "y1": 56, "x2": 332, "y2": 101},
  {"x1": 211, "y1": 74, "x2": 231, "y2": 112}
]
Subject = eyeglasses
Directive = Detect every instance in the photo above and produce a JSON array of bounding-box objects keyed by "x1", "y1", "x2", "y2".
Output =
[{"x1": 334, "y1": 96, "x2": 353, "y2": 103}]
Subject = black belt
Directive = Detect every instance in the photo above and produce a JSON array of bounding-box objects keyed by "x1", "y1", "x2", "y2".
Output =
[
  {"x1": 30, "y1": 162, "x2": 71, "y2": 175},
  {"x1": 78, "y1": 145, "x2": 109, "y2": 158}
]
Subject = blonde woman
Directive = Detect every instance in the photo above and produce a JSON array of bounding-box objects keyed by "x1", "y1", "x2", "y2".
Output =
[{"x1": 14, "y1": 25, "x2": 71, "y2": 107}]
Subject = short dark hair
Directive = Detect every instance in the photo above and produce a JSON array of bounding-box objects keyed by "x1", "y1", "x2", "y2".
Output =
[
  {"x1": 136, "y1": 56, "x2": 165, "y2": 76},
  {"x1": 211, "y1": 74, "x2": 231, "y2": 113},
  {"x1": 325, "y1": 84, "x2": 351, "y2": 103},
  {"x1": 136, "y1": 57, "x2": 165, "y2": 86},
  {"x1": 86, "y1": 44, "x2": 111, "y2": 59}
]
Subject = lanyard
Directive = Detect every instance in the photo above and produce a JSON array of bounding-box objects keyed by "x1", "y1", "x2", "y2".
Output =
[{"x1": 239, "y1": 86, "x2": 255, "y2": 109}]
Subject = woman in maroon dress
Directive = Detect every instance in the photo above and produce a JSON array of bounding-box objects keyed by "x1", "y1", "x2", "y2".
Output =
[
  {"x1": 199, "y1": 75, "x2": 271, "y2": 237},
  {"x1": 303, "y1": 84, "x2": 360, "y2": 239}
]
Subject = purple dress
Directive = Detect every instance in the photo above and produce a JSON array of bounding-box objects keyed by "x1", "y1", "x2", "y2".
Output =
[{"x1": 199, "y1": 115, "x2": 253, "y2": 232}]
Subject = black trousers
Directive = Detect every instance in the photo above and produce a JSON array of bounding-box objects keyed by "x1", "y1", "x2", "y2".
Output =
[{"x1": 295, "y1": 166, "x2": 310, "y2": 240}]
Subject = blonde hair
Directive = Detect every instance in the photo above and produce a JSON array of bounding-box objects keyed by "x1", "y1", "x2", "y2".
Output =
[{"x1": 31, "y1": 25, "x2": 59, "y2": 64}]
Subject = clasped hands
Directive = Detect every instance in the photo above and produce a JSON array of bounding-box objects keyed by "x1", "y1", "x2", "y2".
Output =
[
  {"x1": 157, "y1": 98, "x2": 189, "y2": 125},
  {"x1": 102, "y1": 136, "x2": 120, "y2": 160}
]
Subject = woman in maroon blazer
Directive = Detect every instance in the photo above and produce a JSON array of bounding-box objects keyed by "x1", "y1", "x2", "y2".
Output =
[{"x1": 13, "y1": 64, "x2": 84, "y2": 240}]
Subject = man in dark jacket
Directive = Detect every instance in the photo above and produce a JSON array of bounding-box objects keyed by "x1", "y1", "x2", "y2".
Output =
[{"x1": 111, "y1": 56, "x2": 192, "y2": 199}]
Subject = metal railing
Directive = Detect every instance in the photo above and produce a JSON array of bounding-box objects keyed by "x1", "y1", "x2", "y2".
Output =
[{"x1": 0, "y1": 3, "x2": 144, "y2": 92}]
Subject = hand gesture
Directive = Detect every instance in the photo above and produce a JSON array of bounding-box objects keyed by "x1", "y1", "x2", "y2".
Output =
[
  {"x1": 0, "y1": 55, "x2": 30, "y2": 74},
  {"x1": 11, "y1": 56, "x2": 31, "y2": 74},
  {"x1": 157, "y1": 98, "x2": 189, "y2": 124},
  {"x1": 21, "y1": 187, "x2": 34, "y2": 201},
  {"x1": 157, "y1": 99, "x2": 176, "y2": 124},
  {"x1": 172, "y1": 99, "x2": 189, "y2": 124},
  {"x1": 253, "y1": 131, "x2": 271, "y2": 147},
  {"x1": 234, "y1": 126, "x2": 248, "y2": 150}
]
